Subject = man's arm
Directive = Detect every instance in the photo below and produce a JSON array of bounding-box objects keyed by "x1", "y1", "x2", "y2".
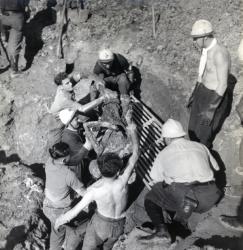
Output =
[
  {"x1": 120, "y1": 123, "x2": 139, "y2": 184},
  {"x1": 149, "y1": 153, "x2": 164, "y2": 185},
  {"x1": 214, "y1": 50, "x2": 230, "y2": 96},
  {"x1": 206, "y1": 147, "x2": 220, "y2": 171},
  {"x1": 49, "y1": 88, "x2": 82, "y2": 114},
  {"x1": 54, "y1": 189, "x2": 94, "y2": 230},
  {"x1": 65, "y1": 138, "x2": 93, "y2": 166}
]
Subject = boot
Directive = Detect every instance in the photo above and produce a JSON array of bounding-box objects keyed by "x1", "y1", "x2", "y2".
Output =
[{"x1": 139, "y1": 224, "x2": 171, "y2": 241}]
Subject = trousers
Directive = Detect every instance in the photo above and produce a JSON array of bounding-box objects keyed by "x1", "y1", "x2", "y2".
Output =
[
  {"x1": 104, "y1": 72, "x2": 131, "y2": 95},
  {"x1": 43, "y1": 199, "x2": 70, "y2": 250},
  {"x1": 0, "y1": 11, "x2": 24, "y2": 60},
  {"x1": 188, "y1": 83, "x2": 229, "y2": 148},
  {"x1": 145, "y1": 182, "x2": 222, "y2": 227},
  {"x1": 82, "y1": 211, "x2": 125, "y2": 250}
]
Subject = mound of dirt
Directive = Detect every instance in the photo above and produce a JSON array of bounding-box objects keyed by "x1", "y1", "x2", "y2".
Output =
[{"x1": 0, "y1": 162, "x2": 48, "y2": 250}]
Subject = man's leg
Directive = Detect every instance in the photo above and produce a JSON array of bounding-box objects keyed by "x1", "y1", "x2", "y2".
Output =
[
  {"x1": 195, "y1": 122, "x2": 213, "y2": 148},
  {"x1": 141, "y1": 182, "x2": 189, "y2": 240},
  {"x1": 116, "y1": 73, "x2": 131, "y2": 95},
  {"x1": 8, "y1": 27, "x2": 23, "y2": 73},
  {"x1": 7, "y1": 13, "x2": 24, "y2": 74},
  {"x1": 143, "y1": 198, "x2": 170, "y2": 240},
  {"x1": 82, "y1": 216, "x2": 103, "y2": 250},
  {"x1": 102, "y1": 219, "x2": 125, "y2": 250},
  {"x1": 43, "y1": 204, "x2": 66, "y2": 250},
  {"x1": 49, "y1": 224, "x2": 66, "y2": 250}
]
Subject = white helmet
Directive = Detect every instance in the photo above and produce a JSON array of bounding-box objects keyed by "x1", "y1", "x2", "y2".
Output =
[
  {"x1": 59, "y1": 109, "x2": 75, "y2": 125},
  {"x1": 98, "y1": 49, "x2": 114, "y2": 62},
  {"x1": 162, "y1": 119, "x2": 186, "y2": 138},
  {"x1": 191, "y1": 19, "x2": 213, "y2": 38}
]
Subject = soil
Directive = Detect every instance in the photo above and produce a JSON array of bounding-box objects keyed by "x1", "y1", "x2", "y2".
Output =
[{"x1": 0, "y1": 0, "x2": 242, "y2": 249}]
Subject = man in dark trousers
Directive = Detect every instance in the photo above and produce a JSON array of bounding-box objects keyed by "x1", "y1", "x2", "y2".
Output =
[
  {"x1": 58, "y1": 108, "x2": 92, "y2": 181},
  {"x1": 143, "y1": 119, "x2": 222, "y2": 241},
  {"x1": 188, "y1": 19, "x2": 231, "y2": 148},
  {"x1": 0, "y1": 0, "x2": 29, "y2": 76},
  {"x1": 93, "y1": 48, "x2": 134, "y2": 118}
]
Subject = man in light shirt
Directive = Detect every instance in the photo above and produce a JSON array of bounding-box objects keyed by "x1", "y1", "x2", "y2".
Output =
[
  {"x1": 43, "y1": 142, "x2": 86, "y2": 250},
  {"x1": 54, "y1": 116, "x2": 139, "y2": 250},
  {"x1": 143, "y1": 118, "x2": 222, "y2": 241},
  {"x1": 187, "y1": 20, "x2": 231, "y2": 148}
]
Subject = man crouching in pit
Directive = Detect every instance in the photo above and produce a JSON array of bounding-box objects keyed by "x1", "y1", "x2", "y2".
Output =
[{"x1": 55, "y1": 117, "x2": 139, "y2": 250}]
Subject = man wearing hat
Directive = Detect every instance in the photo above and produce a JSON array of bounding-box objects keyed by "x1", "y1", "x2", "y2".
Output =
[
  {"x1": 188, "y1": 19, "x2": 231, "y2": 148},
  {"x1": 59, "y1": 109, "x2": 92, "y2": 181},
  {"x1": 93, "y1": 49, "x2": 134, "y2": 117},
  {"x1": 143, "y1": 118, "x2": 222, "y2": 240}
]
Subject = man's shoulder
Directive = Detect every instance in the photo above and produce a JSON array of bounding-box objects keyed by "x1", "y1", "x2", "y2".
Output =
[
  {"x1": 114, "y1": 54, "x2": 129, "y2": 69},
  {"x1": 212, "y1": 43, "x2": 230, "y2": 59}
]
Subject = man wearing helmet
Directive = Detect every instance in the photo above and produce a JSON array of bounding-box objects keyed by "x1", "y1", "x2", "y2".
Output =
[
  {"x1": 141, "y1": 119, "x2": 222, "y2": 241},
  {"x1": 93, "y1": 49, "x2": 134, "y2": 117},
  {"x1": 58, "y1": 109, "x2": 93, "y2": 181},
  {"x1": 188, "y1": 19, "x2": 231, "y2": 148}
]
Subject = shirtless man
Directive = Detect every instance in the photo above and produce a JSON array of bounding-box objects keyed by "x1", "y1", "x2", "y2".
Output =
[
  {"x1": 187, "y1": 19, "x2": 231, "y2": 148},
  {"x1": 54, "y1": 119, "x2": 139, "y2": 250}
]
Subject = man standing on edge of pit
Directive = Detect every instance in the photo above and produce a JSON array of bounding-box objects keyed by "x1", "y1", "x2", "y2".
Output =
[
  {"x1": 187, "y1": 19, "x2": 231, "y2": 149},
  {"x1": 0, "y1": 0, "x2": 29, "y2": 76}
]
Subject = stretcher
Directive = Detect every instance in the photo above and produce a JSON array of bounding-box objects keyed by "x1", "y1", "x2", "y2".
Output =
[{"x1": 131, "y1": 95, "x2": 164, "y2": 190}]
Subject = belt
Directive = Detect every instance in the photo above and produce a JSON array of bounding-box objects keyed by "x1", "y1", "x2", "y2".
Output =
[{"x1": 185, "y1": 180, "x2": 215, "y2": 186}]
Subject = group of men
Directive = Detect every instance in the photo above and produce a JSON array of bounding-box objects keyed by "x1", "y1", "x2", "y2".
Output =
[
  {"x1": 42, "y1": 17, "x2": 242, "y2": 250},
  {"x1": 44, "y1": 46, "x2": 139, "y2": 250},
  {"x1": 1, "y1": 0, "x2": 242, "y2": 247}
]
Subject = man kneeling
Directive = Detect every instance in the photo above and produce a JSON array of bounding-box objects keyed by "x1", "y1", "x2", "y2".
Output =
[{"x1": 143, "y1": 119, "x2": 222, "y2": 241}]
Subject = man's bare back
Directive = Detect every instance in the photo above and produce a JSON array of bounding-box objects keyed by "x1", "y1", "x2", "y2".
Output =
[
  {"x1": 54, "y1": 121, "x2": 139, "y2": 230},
  {"x1": 87, "y1": 176, "x2": 129, "y2": 219}
]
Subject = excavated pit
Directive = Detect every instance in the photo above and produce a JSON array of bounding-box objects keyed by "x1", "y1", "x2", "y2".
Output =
[{"x1": 0, "y1": 0, "x2": 242, "y2": 249}]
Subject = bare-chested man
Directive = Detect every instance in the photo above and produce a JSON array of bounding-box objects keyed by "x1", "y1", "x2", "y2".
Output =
[
  {"x1": 54, "y1": 117, "x2": 139, "y2": 250},
  {"x1": 187, "y1": 19, "x2": 231, "y2": 148}
]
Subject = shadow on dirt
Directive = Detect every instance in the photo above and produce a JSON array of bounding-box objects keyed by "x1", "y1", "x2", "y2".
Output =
[
  {"x1": 194, "y1": 235, "x2": 243, "y2": 250},
  {"x1": 0, "y1": 150, "x2": 21, "y2": 164},
  {"x1": 23, "y1": 6, "x2": 56, "y2": 70},
  {"x1": 0, "y1": 225, "x2": 26, "y2": 250}
]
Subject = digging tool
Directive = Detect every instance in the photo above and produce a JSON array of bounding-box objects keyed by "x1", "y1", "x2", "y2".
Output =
[
  {"x1": 56, "y1": 0, "x2": 68, "y2": 59},
  {"x1": 152, "y1": 1, "x2": 156, "y2": 39}
]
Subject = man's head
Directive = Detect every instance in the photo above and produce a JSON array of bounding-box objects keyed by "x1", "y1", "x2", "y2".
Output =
[
  {"x1": 98, "y1": 49, "x2": 114, "y2": 70},
  {"x1": 49, "y1": 142, "x2": 70, "y2": 159},
  {"x1": 161, "y1": 119, "x2": 186, "y2": 145},
  {"x1": 191, "y1": 19, "x2": 214, "y2": 48},
  {"x1": 54, "y1": 72, "x2": 73, "y2": 91},
  {"x1": 97, "y1": 153, "x2": 123, "y2": 178}
]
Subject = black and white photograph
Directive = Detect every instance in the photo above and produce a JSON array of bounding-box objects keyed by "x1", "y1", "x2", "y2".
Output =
[{"x1": 0, "y1": 0, "x2": 242, "y2": 249}]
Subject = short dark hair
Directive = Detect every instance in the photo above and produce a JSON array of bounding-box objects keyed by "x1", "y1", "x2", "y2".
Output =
[
  {"x1": 54, "y1": 72, "x2": 68, "y2": 86},
  {"x1": 49, "y1": 142, "x2": 70, "y2": 159},
  {"x1": 97, "y1": 153, "x2": 123, "y2": 178}
]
